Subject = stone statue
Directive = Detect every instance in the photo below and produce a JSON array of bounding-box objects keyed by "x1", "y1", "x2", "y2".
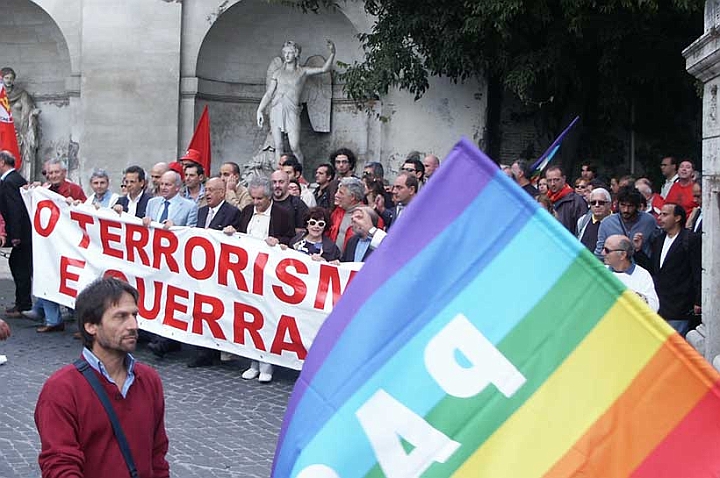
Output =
[
  {"x1": 241, "y1": 132, "x2": 277, "y2": 186},
  {"x1": 256, "y1": 40, "x2": 335, "y2": 165},
  {"x1": 1, "y1": 67, "x2": 40, "y2": 178}
]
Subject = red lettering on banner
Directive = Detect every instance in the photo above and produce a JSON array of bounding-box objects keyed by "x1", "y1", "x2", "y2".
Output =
[
  {"x1": 163, "y1": 285, "x2": 189, "y2": 331},
  {"x1": 233, "y1": 302, "x2": 266, "y2": 350},
  {"x1": 252, "y1": 252, "x2": 269, "y2": 295},
  {"x1": 218, "y1": 243, "x2": 249, "y2": 291},
  {"x1": 273, "y1": 258, "x2": 308, "y2": 305},
  {"x1": 69, "y1": 211, "x2": 94, "y2": 248},
  {"x1": 136, "y1": 277, "x2": 162, "y2": 320},
  {"x1": 347, "y1": 268, "x2": 359, "y2": 285},
  {"x1": 99, "y1": 219, "x2": 123, "y2": 259},
  {"x1": 192, "y1": 293, "x2": 227, "y2": 340},
  {"x1": 125, "y1": 224, "x2": 150, "y2": 266},
  {"x1": 270, "y1": 315, "x2": 307, "y2": 360},
  {"x1": 152, "y1": 229, "x2": 179, "y2": 272},
  {"x1": 314, "y1": 264, "x2": 342, "y2": 310},
  {"x1": 34, "y1": 200, "x2": 60, "y2": 237},
  {"x1": 185, "y1": 236, "x2": 215, "y2": 280},
  {"x1": 59, "y1": 256, "x2": 86, "y2": 298},
  {"x1": 103, "y1": 269, "x2": 129, "y2": 282}
]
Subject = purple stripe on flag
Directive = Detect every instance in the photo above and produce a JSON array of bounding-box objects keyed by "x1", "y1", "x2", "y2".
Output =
[{"x1": 273, "y1": 138, "x2": 498, "y2": 467}]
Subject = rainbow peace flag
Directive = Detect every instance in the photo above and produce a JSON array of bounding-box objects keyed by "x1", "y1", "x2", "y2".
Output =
[{"x1": 273, "y1": 139, "x2": 720, "y2": 477}]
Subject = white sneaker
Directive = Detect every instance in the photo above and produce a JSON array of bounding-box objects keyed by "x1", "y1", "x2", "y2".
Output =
[
  {"x1": 0, "y1": 355, "x2": 7, "y2": 365},
  {"x1": 242, "y1": 367, "x2": 259, "y2": 380},
  {"x1": 258, "y1": 362, "x2": 274, "y2": 383}
]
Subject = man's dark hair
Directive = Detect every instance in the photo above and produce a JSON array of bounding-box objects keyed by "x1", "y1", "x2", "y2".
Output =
[
  {"x1": 513, "y1": 159, "x2": 532, "y2": 179},
  {"x1": 666, "y1": 203, "x2": 687, "y2": 228},
  {"x1": 316, "y1": 163, "x2": 335, "y2": 180},
  {"x1": 399, "y1": 171, "x2": 419, "y2": 194},
  {"x1": 222, "y1": 161, "x2": 241, "y2": 175},
  {"x1": 76, "y1": 277, "x2": 139, "y2": 349},
  {"x1": 184, "y1": 162, "x2": 204, "y2": 177},
  {"x1": 403, "y1": 158, "x2": 425, "y2": 179},
  {"x1": 616, "y1": 185, "x2": 644, "y2": 207},
  {"x1": 664, "y1": 156, "x2": 679, "y2": 168},
  {"x1": 545, "y1": 165, "x2": 565, "y2": 176},
  {"x1": 123, "y1": 165, "x2": 145, "y2": 182},
  {"x1": 582, "y1": 163, "x2": 598, "y2": 174},
  {"x1": 0, "y1": 150, "x2": 16, "y2": 168},
  {"x1": 0, "y1": 67, "x2": 16, "y2": 78},
  {"x1": 364, "y1": 161, "x2": 384, "y2": 179},
  {"x1": 680, "y1": 158, "x2": 695, "y2": 169},
  {"x1": 282, "y1": 156, "x2": 304, "y2": 176},
  {"x1": 330, "y1": 148, "x2": 357, "y2": 170},
  {"x1": 280, "y1": 153, "x2": 298, "y2": 165}
]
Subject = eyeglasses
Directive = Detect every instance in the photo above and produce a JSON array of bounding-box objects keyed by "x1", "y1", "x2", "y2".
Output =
[
  {"x1": 307, "y1": 219, "x2": 326, "y2": 227},
  {"x1": 602, "y1": 247, "x2": 624, "y2": 254},
  {"x1": 590, "y1": 200, "x2": 608, "y2": 206},
  {"x1": 401, "y1": 167, "x2": 416, "y2": 173}
]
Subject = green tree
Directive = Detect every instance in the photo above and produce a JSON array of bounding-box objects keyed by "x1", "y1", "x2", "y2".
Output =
[{"x1": 291, "y1": 0, "x2": 703, "y2": 175}]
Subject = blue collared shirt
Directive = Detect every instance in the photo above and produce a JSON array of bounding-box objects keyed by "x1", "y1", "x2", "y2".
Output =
[
  {"x1": 354, "y1": 236, "x2": 372, "y2": 262},
  {"x1": 81, "y1": 347, "x2": 137, "y2": 398},
  {"x1": 608, "y1": 261, "x2": 636, "y2": 275}
]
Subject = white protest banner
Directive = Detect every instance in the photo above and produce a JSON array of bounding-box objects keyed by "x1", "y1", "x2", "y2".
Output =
[{"x1": 25, "y1": 187, "x2": 362, "y2": 370}]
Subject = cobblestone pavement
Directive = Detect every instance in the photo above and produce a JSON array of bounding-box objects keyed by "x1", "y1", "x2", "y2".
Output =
[{"x1": 0, "y1": 261, "x2": 298, "y2": 478}]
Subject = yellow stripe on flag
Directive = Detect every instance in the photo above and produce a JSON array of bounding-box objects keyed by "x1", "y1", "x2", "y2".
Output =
[{"x1": 452, "y1": 291, "x2": 674, "y2": 478}]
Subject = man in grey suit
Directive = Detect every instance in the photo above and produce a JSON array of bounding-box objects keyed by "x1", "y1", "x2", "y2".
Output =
[{"x1": 143, "y1": 170, "x2": 198, "y2": 228}]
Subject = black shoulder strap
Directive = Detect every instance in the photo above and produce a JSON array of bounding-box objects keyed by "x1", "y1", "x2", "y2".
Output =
[{"x1": 73, "y1": 358, "x2": 139, "y2": 478}]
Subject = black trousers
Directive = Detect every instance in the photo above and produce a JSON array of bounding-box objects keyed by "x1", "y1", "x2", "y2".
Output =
[{"x1": 9, "y1": 240, "x2": 32, "y2": 310}]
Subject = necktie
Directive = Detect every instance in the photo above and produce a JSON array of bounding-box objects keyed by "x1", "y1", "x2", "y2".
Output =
[
  {"x1": 205, "y1": 207, "x2": 215, "y2": 228},
  {"x1": 396, "y1": 204, "x2": 405, "y2": 218},
  {"x1": 159, "y1": 200, "x2": 170, "y2": 222}
]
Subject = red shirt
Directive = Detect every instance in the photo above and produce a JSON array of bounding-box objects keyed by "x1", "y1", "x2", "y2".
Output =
[
  {"x1": 50, "y1": 180, "x2": 87, "y2": 201},
  {"x1": 35, "y1": 361, "x2": 169, "y2": 478},
  {"x1": 665, "y1": 181, "x2": 697, "y2": 218}
]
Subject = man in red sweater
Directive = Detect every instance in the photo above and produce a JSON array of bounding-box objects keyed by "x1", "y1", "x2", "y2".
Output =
[{"x1": 34, "y1": 278, "x2": 169, "y2": 478}]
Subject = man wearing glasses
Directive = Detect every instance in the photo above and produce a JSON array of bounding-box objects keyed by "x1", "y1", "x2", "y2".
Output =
[
  {"x1": 401, "y1": 158, "x2": 425, "y2": 187},
  {"x1": 602, "y1": 234, "x2": 659, "y2": 312},
  {"x1": 659, "y1": 156, "x2": 678, "y2": 198},
  {"x1": 576, "y1": 187, "x2": 612, "y2": 252},
  {"x1": 594, "y1": 185, "x2": 658, "y2": 260}
]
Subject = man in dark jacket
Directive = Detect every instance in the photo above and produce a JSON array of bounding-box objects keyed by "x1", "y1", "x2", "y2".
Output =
[{"x1": 545, "y1": 165, "x2": 588, "y2": 233}]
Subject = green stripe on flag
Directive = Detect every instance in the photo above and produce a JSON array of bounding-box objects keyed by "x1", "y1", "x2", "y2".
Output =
[{"x1": 363, "y1": 249, "x2": 622, "y2": 477}]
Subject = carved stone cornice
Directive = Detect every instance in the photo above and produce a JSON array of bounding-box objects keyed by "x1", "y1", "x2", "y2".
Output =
[{"x1": 684, "y1": 28, "x2": 720, "y2": 82}]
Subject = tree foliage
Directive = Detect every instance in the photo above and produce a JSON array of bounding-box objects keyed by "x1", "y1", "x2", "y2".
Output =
[{"x1": 288, "y1": 0, "x2": 704, "y2": 172}]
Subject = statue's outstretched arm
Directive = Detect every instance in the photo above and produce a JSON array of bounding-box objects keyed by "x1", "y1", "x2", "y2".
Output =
[
  {"x1": 305, "y1": 40, "x2": 336, "y2": 76},
  {"x1": 257, "y1": 78, "x2": 277, "y2": 128}
]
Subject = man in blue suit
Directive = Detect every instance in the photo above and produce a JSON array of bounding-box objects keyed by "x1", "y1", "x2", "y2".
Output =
[
  {"x1": 143, "y1": 170, "x2": 198, "y2": 228},
  {"x1": 114, "y1": 165, "x2": 150, "y2": 218}
]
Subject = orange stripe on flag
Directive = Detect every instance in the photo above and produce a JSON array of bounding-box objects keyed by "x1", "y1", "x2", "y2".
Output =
[{"x1": 544, "y1": 334, "x2": 716, "y2": 478}]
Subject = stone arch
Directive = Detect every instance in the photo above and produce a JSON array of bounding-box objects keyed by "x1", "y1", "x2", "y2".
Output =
[
  {"x1": 0, "y1": 0, "x2": 74, "y2": 179},
  {"x1": 180, "y1": 0, "x2": 375, "y2": 174}
]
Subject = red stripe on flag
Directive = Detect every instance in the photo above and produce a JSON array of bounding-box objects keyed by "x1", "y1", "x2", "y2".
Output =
[{"x1": 631, "y1": 381, "x2": 720, "y2": 477}]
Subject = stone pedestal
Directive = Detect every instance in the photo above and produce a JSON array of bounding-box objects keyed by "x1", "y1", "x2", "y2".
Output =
[{"x1": 683, "y1": 1, "x2": 720, "y2": 369}]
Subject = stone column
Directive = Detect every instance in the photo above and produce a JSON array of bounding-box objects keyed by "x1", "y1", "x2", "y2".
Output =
[
  {"x1": 79, "y1": 0, "x2": 182, "y2": 183},
  {"x1": 683, "y1": 0, "x2": 720, "y2": 368}
]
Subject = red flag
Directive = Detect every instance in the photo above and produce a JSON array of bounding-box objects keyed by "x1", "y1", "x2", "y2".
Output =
[
  {"x1": 181, "y1": 105, "x2": 211, "y2": 174},
  {"x1": 0, "y1": 85, "x2": 22, "y2": 170}
]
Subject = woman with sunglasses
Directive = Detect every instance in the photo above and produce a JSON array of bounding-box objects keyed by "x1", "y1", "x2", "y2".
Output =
[{"x1": 286, "y1": 207, "x2": 341, "y2": 261}]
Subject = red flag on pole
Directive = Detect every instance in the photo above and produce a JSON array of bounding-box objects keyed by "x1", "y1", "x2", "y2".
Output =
[
  {"x1": 0, "y1": 85, "x2": 22, "y2": 170},
  {"x1": 180, "y1": 105, "x2": 211, "y2": 174}
]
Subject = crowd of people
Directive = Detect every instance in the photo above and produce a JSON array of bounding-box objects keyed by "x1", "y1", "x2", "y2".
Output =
[
  {"x1": 0, "y1": 148, "x2": 439, "y2": 382},
  {"x1": 0, "y1": 146, "x2": 706, "y2": 477},
  {"x1": 505, "y1": 155, "x2": 702, "y2": 337}
]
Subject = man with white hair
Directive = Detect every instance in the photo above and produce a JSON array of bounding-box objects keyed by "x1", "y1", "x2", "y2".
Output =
[
  {"x1": 602, "y1": 234, "x2": 659, "y2": 312},
  {"x1": 328, "y1": 177, "x2": 367, "y2": 253},
  {"x1": 576, "y1": 187, "x2": 612, "y2": 253}
]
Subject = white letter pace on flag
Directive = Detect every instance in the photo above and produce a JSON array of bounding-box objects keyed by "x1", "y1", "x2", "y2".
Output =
[
  {"x1": 296, "y1": 464, "x2": 341, "y2": 478},
  {"x1": 424, "y1": 313, "x2": 526, "y2": 398},
  {"x1": 355, "y1": 389, "x2": 460, "y2": 478}
]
